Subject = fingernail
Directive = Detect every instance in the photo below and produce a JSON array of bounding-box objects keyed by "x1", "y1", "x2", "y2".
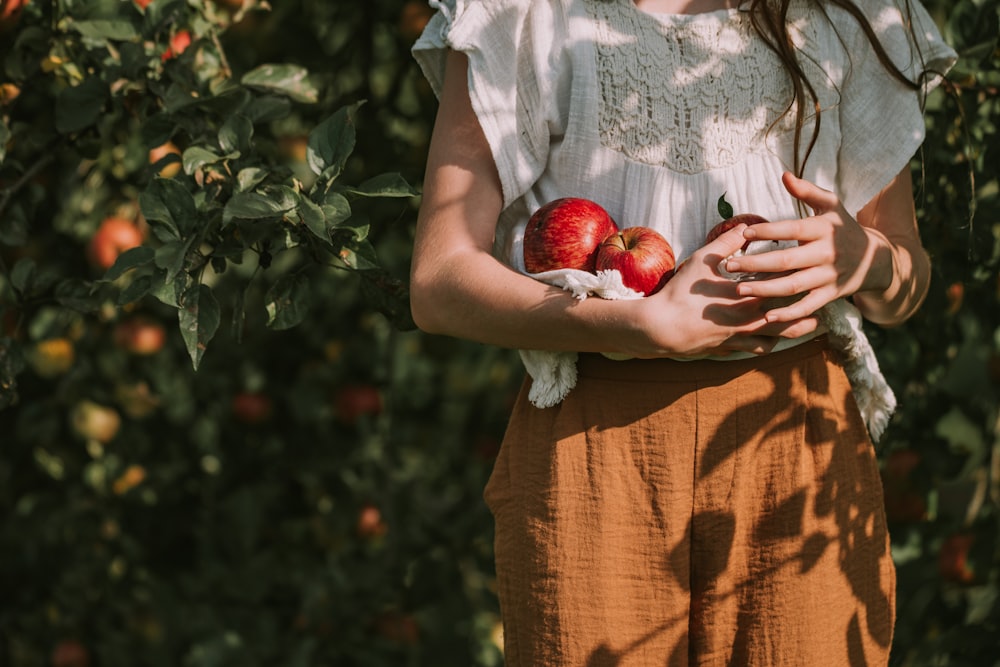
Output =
[
  {"x1": 736, "y1": 283, "x2": 751, "y2": 296},
  {"x1": 727, "y1": 260, "x2": 741, "y2": 273},
  {"x1": 743, "y1": 227, "x2": 757, "y2": 239}
]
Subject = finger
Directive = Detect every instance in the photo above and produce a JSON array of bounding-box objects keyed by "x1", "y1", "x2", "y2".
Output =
[
  {"x1": 741, "y1": 219, "x2": 823, "y2": 243},
  {"x1": 735, "y1": 267, "x2": 833, "y2": 298},
  {"x1": 699, "y1": 223, "x2": 750, "y2": 264},
  {"x1": 753, "y1": 316, "x2": 821, "y2": 339},
  {"x1": 725, "y1": 242, "x2": 828, "y2": 275},
  {"x1": 781, "y1": 171, "x2": 839, "y2": 214},
  {"x1": 763, "y1": 291, "x2": 833, "y2": 323}
]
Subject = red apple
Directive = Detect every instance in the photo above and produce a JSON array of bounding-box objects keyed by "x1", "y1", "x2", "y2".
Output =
[
  {"x1": 149, "y1": 140, "x2": 182, "y2": 178},
  {"x1": 398, "y1": 0, "x2": 434, "y2": 41},
  {"x1": 87, "y1": 217, "x2": 145, "y2": 271},
  {"x1": 113, "y1": 316, "x2": 166, "y2": 355},
  {"x1": 232, "y1": 391, "x2": 274, "y2": 424},
  {"x1": 356, "y1": 502, "x2": 388, "y2": 539},
  {"x1": 161, "y1": 29, "x2": 192, "y2": 62},
  {"x1": 523, "y1": 197, "x2": 619, "y2": 274},
  {"x1": 0, "y1": 0, "x2": 27, "y2": 32},
  {"x1": 51, "y1": 639, "x2": 90, "y2": 667},
  {"x1": 133, "y1": 0, "x2": 152, "y2": 8},
  {"x1": 334, "y1": 384, "x2": 382, "y2": 424},
  {"x1": 595, "y1": 226, "x2": 676, "y2": 296},
  {"x1": 705, "y1": 193, "x2": 768, "y2": 249},
  {"x1": 938, "y1": 532, "x2": 976, "y2": 584}
]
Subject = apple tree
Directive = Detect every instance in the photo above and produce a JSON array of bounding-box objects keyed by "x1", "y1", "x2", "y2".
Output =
[{"x1": 0, "y1": 0, "x2": 998, "y2": 665}]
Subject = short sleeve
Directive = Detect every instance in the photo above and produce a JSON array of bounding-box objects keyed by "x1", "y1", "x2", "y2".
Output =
[
  {"x1": 835, "y1": 0, "x2": 957, "y2": 214},
  {"x1": 412, "y1": 0, "x2": 570, "y2": 210}
]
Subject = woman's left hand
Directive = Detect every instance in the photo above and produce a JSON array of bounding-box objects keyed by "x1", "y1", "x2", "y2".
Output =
[{"x1": 720, "y1": 171, "x2": 892, "y2": 324}]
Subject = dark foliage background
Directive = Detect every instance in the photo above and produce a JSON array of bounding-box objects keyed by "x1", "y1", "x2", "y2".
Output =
[{"x1": 0, "y1": 0, "x2": 996, "y2": 665}]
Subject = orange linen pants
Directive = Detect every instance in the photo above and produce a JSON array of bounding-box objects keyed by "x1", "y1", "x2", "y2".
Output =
[{"x1": 484, "y1": 337, "x2": 895, "y2": 666}]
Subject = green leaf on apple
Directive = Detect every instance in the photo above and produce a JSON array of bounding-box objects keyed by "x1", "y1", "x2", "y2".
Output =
[{"x1": 717, "y1": 193, "x2": 735, "y2": 221}]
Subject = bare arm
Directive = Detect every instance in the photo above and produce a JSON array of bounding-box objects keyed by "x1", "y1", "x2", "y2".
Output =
[{"x1": 724, "y1": 169, "x2": 930, "y2": 327}]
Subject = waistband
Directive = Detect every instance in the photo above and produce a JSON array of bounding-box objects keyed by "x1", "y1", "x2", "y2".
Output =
[{"x1": 577, "y1": 335, "x2": 832, "y2": 384}]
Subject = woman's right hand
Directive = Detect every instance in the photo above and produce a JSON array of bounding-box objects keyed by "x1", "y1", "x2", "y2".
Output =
[{"x1": 624, "y1": 224, "x2": 821, "y2": 358}]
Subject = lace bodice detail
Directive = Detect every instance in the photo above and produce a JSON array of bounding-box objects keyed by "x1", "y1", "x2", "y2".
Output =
[{"x1": 587, "y1": 0, "x2": 797, "y2": 174}]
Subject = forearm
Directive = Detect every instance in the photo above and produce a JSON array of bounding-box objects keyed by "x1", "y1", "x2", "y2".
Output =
[
  {"x1": 852, "y1": 228, "x2": 931, "y2": 326},
  {"x1": 410, "y1": 248, "x2": 641, "y2": 353}
]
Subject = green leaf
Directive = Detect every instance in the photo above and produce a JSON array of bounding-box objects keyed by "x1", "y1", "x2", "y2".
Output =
[
  {"x1": 219, "y1": 114, "x2": 254, "y2": 154},
  {"x1": 297, "y1": 197, "x2": 328, "y2": 242},
  {"x1": 178, "y1": 284, "x2": 221, "y2": 370},
  {"x1": 150, "y1": 269, "x2": 188, "y2": 308},
  {"x1": 342, "y1": 172, "x2": 419, "y2": 198},
  {"x1": 55, "y1": 279, "x2": 102, "y2": 314},
  {"x1": 70, "y1": 19, "x2": 140, "y2": 41},
  {"x1": 236, "y1": 168, "x2": 268, "y2": 193},
  {"x1": 717, "y1": 193, "x2": 734, "y2": 220},
  {"x1": 103, "y1": 246, "x2": 155, "y2": 281},
  {"x1": 10, "y1": 258, "x2": 35, "y2": 295},
  {"x1": 118, "y1": 275, "x2": 154, "y2": 306},
  {"x1": 264, "y1": 273, "x2": 311, "y2": 330},
  {"x1": 240, "y1": 95, "x2": 292, "y2": 124},
  {"x1": 321, "y1": 192, "x2": 352, "y2": 227},
  {"x1": 307, "y1": 102, "x2": 363, "y2": 179},
  {"x1": 241, "y1": 64, "x2": 319, "y2": 104},
  {"x1": 337, "y1": 240, "x2": 379, "y2": 271},
  {"x1": 223, "y1": 191, "x2": 296, "y2": 226},
  {"x1": 182, "y1": 146, "x2": 223, "y2": 174},
  {"x1": 154, "y1": 238, "x2": 195, "y2": 285},
  {"x1": 55, "y1": 78, "x2": 108, "y2": 134},
  {"x1": 140, "y1": 178, "x2": 198, "y2": 239}
]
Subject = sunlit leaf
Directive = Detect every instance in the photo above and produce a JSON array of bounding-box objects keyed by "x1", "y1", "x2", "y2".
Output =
[
  {"x1": 242, "y1": 64, "x2": 318, "y2": 104},
  {"x1": 70, "y1": 20, "x2": 139, "y2": 41}
]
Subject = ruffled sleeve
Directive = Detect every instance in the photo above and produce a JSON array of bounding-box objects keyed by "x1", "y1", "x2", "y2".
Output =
[
  {"x1": 834, "y1": 0, "x2": 956, "y2": 214},
  {"x1": 412, "y1": 0, "x2": 570, "y2": 210}
]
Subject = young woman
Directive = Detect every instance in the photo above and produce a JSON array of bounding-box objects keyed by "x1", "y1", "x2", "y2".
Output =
[{"x1": 411, "y1": 0, "x2": 955, "y2": 663}]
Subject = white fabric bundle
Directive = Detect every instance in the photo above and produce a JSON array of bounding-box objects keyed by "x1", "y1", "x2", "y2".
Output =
[{"x1": 518, "y1": 240, "x2": 897, "y2": 442}]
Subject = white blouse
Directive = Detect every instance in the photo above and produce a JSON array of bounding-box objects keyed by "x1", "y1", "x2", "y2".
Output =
[{"x1": 413, "y1": 0, "x2": 955, "y2": 268}]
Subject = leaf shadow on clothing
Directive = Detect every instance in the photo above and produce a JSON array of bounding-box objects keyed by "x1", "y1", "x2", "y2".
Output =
[{"x1": 583, "y1": 355, "x2": 892, "y2": 666}]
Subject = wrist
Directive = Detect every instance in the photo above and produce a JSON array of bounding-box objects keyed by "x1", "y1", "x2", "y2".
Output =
[{"x1": 858, "y1": 229, "x2": 897, "y2": 298}]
